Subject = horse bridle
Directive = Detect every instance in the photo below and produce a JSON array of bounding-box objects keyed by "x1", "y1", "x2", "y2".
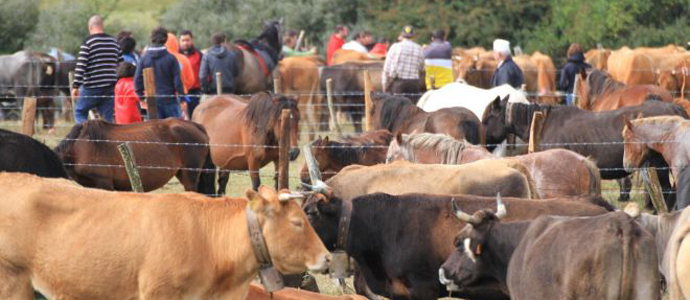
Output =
[
  {"x1": 330, "y1": 199, "x2": 354, "y2": 279},
  {"x1": 246, "y1": 206, "x2": 284, "y2": 292}
]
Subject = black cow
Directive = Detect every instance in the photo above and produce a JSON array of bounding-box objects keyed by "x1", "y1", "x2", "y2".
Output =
[
  {"x1": 0, "y1": 128, "x2": 67, "y2": 178},
  {"x1": 303, "y1": 192, "x2": 611, "y2": 299}
]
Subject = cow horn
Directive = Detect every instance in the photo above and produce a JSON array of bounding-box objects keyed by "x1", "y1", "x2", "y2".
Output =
[
  {"x1": 452, "y1": 198, "x2": 479, "y2": 225},
  {"x1": 495, "y1": 193, "x2": 507, "y2": 219},
  {"x1": 278, "y1": 193, "x2": 306, "y2": 202}
]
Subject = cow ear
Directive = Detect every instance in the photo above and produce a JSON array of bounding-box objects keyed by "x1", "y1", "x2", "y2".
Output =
[
  {"x1": 247, "y1": 188, "x2": 275, "y2": 216},
  {"x1": 623, "y1": 117, "x2": 634, "y2": 132},
  {"x1": 323, "y1": 136, "x2": 329, "y2": 143}
]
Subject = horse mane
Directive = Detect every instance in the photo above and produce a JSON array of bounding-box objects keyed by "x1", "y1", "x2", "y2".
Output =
[
  {"x1": 243, "y1": 92, "x2": 297, "y2": 144},
  {"x1": 316, "y1": 131, "x2": 393, "y2": 166},
  {"x1": 508, "y1": 102, "x2": 555, "y2": 132},
  {"x1": 401, "y1": 133, "x2": 472, "y2": 164},
  {"x1": 373, "y1": 94, "x2": 421, "y2": 132},
  {"x1": 53, "y1": 120, "x2": 111, "y2": 166},
  {"x1": 585, "y1": 69, "x2": 625, "y2": 104}
]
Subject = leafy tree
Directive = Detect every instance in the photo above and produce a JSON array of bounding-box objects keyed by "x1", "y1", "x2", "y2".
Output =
[{"x1": 0, "y1": 0, "x2": 39, "y2": 54}]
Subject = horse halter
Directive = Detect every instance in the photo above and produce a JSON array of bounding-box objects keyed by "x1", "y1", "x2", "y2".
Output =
[
  {"x1": 246, "y1": 206, "x2": 284, "y2": 292},
  {"x1": 330, "y1": 199, "x2": 354, "y2": 279}
]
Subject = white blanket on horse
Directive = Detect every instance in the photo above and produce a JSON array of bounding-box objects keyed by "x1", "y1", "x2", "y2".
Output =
[{"x1": 417, "y1": 82, "x2": 529, "y2": 119}]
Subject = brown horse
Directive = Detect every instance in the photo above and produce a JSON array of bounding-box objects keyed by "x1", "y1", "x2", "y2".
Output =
[
  {"x1": 192, "y1": 93, "x2": 300, "y2": 194},
  {"x1": 53, "y1": 119, "x2": 215, "y2": 194},
  {"x1": 224, "y1": 20, "x2": 283, "y2": 94},
  {"x1": 623, "y1": 115, "x2": 690, "y2": 181},
  {"x1": 576, "y1": 69, "x2": 673, "y2": 111},
  {"x1": 370, "y1": 94, "x2": 484, "y2": 144},
  {"x1": 299, "y1": 129, "x2": 392, "y2": 184},
  {"x1": 386, "y1": 132, "x2": 602, "y2": 198}
]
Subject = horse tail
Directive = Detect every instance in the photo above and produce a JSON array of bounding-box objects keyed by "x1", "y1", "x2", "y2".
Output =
[
  {"x1": 459, "y1": 119, "x2": 481, "y2": 145},
  {"x1": 197, "y1": 150, "x2": 217, "y2": 196},
  {"x1": 583, "y1": 156, "x2": 602, "y2": 196},
  {"x1": 508, "y1": 160, "x2": 539, "y2": 199},
  {"x1": 53, "y1": 122, "x2": 84, "y2": 166}
]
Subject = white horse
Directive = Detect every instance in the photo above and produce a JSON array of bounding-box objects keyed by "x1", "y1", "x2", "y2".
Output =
[{"x1": 417, "y1": 81, "x2": 529, "y2": 119}]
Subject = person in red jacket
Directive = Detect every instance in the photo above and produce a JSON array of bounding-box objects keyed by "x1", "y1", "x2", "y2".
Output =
[
  {"x1": 179, "y1": 30, "x2": 203, "y2": 118},
  {"x1": 114, "y1": 62, "x2": 142, "y2": 124},
  {"x1": 326, "y1": 25, "x2": 348, "y2": 65}
]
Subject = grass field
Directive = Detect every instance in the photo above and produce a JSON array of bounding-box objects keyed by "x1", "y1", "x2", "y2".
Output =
[{"x1": 2, "y1": 115, "x2": 660, "y2": 299}]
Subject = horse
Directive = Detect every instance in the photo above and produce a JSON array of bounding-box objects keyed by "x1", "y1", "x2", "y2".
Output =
[
  {"x1": 575, "y1": 69, "x2": 673, "y2": 111},
  {"x1": 622, "y1": 115, "x2": 690, "y2": 209},
  {"x1": 386, "y1": 132, "x2": 601, "y2": 198},
  {"x1": 224, "y1": 20, "x2": 283, "y2": 94},
  {"x1": 370, "y1": 94, "x2": 483, "y2": 144},
  {"x1": 0, "y1": 128, "x2": 67, "y2": 178},
  {"x1": 417, "y1": 81, "x2": 529, "y2": 117},
  {"x1": 54, "y1": 119, "x2": 215, "y2": 194},
  {"x1": 299, "y1": 129, "x2": 392, "y2": 184},
  {"x1": 192, "y1": 92, "x2": 300, "y2": 194},
  {"x1": 482, "y1": 97, "x2": 687, "y2": 204}
]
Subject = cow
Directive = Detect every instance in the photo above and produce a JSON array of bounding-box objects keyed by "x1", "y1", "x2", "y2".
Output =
[
  {"x1": 247, "y1": 283, "x2": 367, "y2": 299},
  {"x1": 303, "y1": 192, "x2": 611, "y2": 299},
  {"x1": 277, "y1": 55, "x2": 324, "y2": 140},
  {"x1": 0, "y1": 173, "x2": 330, "y2": 300},
  {"x1": 585, "y1": 48, "x2": 611, "y2": 70},
  {"x1": 439, "y1": 198, "x2": 659, "y2": 300},
  {"x1": 318, "y1": 61, "x2": 383, "y2": 133}
]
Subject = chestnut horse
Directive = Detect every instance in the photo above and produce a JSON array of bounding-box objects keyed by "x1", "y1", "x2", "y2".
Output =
[
  {"x1": 576, "y1": 69, "x2": 673, "y2": 111},
  {"x1": 192, "y1": 93, "x2": 300, "y2": 194},
  {"x1": 622, "y1": 115, "x2": 690, "y2": 209},
  {"x1": 371, "y1": 94, "x2": 484, "y2": 144},
  {"x1": 299, "y1": 129, "x2": 392, "y2": 184},
  {"x1": 54, "y1": 119, "x2": 215, "y2": 194},
  {"x1": 386, "y1": 132, "x2": 601, "y2": 198}
]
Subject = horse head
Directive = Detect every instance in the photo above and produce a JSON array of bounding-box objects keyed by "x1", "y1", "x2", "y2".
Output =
[
  {"x1": 385, "y1": 132, "x2": 407, "y2": 163},
  {"x1": 258, "y1": 20, "x2": 284, "y2": 54},
  {"x1": 621, "y1": 114, "x2": 649, "y2": 173},
  {"x1": 481, "y1": 95, "x2": 510, "y2": 148}
]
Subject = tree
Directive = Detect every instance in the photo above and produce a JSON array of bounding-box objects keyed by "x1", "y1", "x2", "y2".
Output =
[{"x1": 0, "y1": 0, "x2": 39, "y2": 54}]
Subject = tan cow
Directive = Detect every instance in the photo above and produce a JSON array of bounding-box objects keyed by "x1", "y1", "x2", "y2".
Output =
[
  {"x1": 513, "y1": 54, "x2": 538, "y2": 94},
  {"x1": 278, "y1": 55, "x2": 324, "y2": 139},
  {"x1": 608, "y1": 45, "x2": 687, "y2": 86},
  {"x1": 585, "y1": 48, "x2": 611, "y2": 70},
  {"x1": 247, "y1": 284, "x2": 367, "y2": 299},
  {"x1": 0, "y1": 173, "x2": 330, "y2": 300},
  {"x1": 669, "y1": 207, "x2": 690, "y2": 300},
  {"x1": 331, "y1": 49, "x2": 381, "y2": 65},
  {"x1": 531, "y1": 51, "x2": 558, "y2": 104},
  {"x1": 658, "y1": 57, "x2": 690, "y2": 99}
]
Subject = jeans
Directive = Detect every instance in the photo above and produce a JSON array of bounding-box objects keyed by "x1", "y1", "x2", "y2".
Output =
[
  {"x1": 74, "y1": 86, "x2": 114, "y2": 123},
  {"x1": 156, "y1": 101, "x2": 182, "y2": 119},
  {"x1": 565, "y1": 93, "x2": 575, "y2": 106},
  {"x1": 185, "y1": 89, "x2": 202, "y2": 118}
]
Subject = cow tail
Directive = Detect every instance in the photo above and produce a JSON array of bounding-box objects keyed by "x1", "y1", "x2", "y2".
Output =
[
  {"x1": 619, "y1": 220, "x2": 635, "y2": 300},
  {"x1": 197, "y1": 150, "x2": 217, "y2": 196},
  {"x1": 583, "y1": 157, "x2": 602, "y2": 196}
]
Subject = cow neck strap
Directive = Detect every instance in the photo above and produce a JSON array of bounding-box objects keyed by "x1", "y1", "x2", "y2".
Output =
[
  {"x1": 336, "y1": 199, "x2": 353, "y2": 250},
  {"x1": 246, "y1": 206, "x2": 273, "y2": 268}
]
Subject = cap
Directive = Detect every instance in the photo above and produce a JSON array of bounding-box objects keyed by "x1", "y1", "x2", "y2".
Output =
[
  {"x1": 401, "y1": 25, "x2": 415, "y2": 38},
  {"x1": 493, "y1": 39, "x2": 511, "y2": 54}
]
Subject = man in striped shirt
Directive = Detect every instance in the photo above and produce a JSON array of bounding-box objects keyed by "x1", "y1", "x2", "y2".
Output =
[
  {"x1": 71, "y1": 15, "x2": 122, "y2": 123},
  {"x1": 382, "y1": 25, "x2": 425, "y2": 100}
]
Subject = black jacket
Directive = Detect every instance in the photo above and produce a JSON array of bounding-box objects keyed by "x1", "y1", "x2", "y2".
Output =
[
  {"x1": 134, "y1": 45, "x2": 184, "y2": 104},
  {"x1": 490, "y1": 56, "x2": 524, "y2": 88},
  {"x1": 558, "y1": 53, "x2": 591, "y2": 93},
  {"x1": 199, "y1": 45, "x2": 240, "y2": 94}
]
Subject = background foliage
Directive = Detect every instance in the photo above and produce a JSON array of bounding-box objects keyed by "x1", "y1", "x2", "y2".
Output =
[{"x1": 4, "y1": 0, "x2": 687, "y2": 64}]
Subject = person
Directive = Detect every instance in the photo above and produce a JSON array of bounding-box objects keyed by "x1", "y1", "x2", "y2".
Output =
[
  {"x1": 489, "y1": 38, "x2": 524, "y2": 89},
  {"x1": 382, "y1": 25, "x2": 425, "y2": 97},
  {"x1": 281, "y1": 30, "x2": 317, "y2": 57},
  {"x1": 164, "y1": 33, "x2": 195, "y2": 94},
  {"x1": 326, "y1": 25, "x2": 348, "y2": 65},
  {"x1": 134, "y1": 26, "x2": 184, "y2": 119},
  {"x1": 179, "y1": 30, "x2": 203, "y2": 117},
  {"x1": 558, "y1": 43, "x2": 591, "y2": 106},
  {"x1": 423, "y1": 29, "x2": 453, "y2": 89},
  {"x1": 342, "y1": 31, "x2": 373, "y2": 53},
  {"x1": 199, "y1": 32, "x2": 240, "y2": 95},
  {"x1": 114, "y1": 62, "x2": 142, "y2": 124},
  {"x1": 369, "y1": 37, "x2": 389, "y2": 56},
  {"x1": 117, "y1": 31, "x2": 139, "y2": 66},
  {"x1": 71, "y1": 15, "x2": 122, "y2": 123}
]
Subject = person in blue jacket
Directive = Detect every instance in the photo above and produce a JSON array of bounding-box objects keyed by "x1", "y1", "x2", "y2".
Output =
[{"x1": 558, "y1": 43, "x2": 591, "y2": 106}]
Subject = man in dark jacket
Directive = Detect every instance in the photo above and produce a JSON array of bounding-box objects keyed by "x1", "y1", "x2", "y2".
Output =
[
  {"x1": 558, "y1": 43, "x2": 591, "y2": 106},
  {"x1": 199, "y1": 32, "x2": 240, "y2": 95},
  {"x1": 134, "y1": 26, "x2": 184, "y2": 119},
  {"x1": 490, "y1": 38, "x2": 524, "y2": 89}
]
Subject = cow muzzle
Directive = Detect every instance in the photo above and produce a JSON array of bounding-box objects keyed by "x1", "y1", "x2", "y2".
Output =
[
  {"x1": 439, "y1": 268, "x2": 461, "y2": 292},
  {"x1": 289, "y1": 148, "x2": 300, "y2": 161},
  {"x1": 307, "y1": 252, "x2": 331, "y2": 274}
]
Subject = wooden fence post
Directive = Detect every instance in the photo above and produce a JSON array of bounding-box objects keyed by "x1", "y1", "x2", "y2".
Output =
[
  {"x1": 278, "y1": 109, "x2": 291, "y2": 190},
  {"x1": 273, "y1": 69, "x2": 282, "y2": 94},
  {"x1": 571, "y1": 74, "x2": 580, "y2": 107},
  {"x1": 215, "y1": 72, "x2": 222, "y2": 95},
  {"x1": 68, "y1": 71, "x2": 76, "y2": 111},
  {"x1": 143, "y1": 68, "x2": 158, "y2": 120},
  {"x1": 21, "y1": 97, "x2": 37, "y2": 136},
  {"x1": 528, "y1": 111, "x2": 545, "y2": 153},
  {"x1": 326, "y1": 78, "x2": 343, "y2": 137},
  {"x1": 641, "y1": 167, "x2": 668, "y2": 214},
  {"x1": 363, "y1": 70, "x2": 373, "y2": 131},
  {"x1": 117, "y1": 142, "x2": 144, "y2": 192},
  {"x1": 294, "y1": 30, "x2": 305, "y2": 51}
]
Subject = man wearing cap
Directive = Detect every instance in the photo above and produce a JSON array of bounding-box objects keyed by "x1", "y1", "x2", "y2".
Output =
[
  {"x1": 382, "y1": 25, "x2": 425, "y2": 98},
  {"x1": 490, "y1": 38, "x2": 524, "y2": 89}
]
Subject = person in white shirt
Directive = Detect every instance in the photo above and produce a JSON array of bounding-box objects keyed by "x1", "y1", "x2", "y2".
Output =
[{"x1": 342, "y1": 31, "x2": 373, "y2": 53}]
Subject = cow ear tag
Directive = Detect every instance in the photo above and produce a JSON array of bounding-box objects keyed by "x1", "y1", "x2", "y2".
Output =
[{"x1": 329, "y1": 250, "x2": 351, "y2": 279}]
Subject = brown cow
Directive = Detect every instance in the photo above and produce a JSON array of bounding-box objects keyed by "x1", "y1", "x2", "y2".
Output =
[
  {"x1": 585, "y1": 48, "x2": 611, "y2": 70},
  {"x1": 658, "y1": 58, "x2": 690, "y2": 100},
  {"x1": 277, "y1": 55, "x2": 325, "y2": 140},
  {"x1": 440, "y1": 200, "x2": 660, "y2": 300},
  {"x1": 247, "y1": 284, "x2": 367, "y2": 299},
  {"x1": 0, "y1": 173, "x2": 330, "y2": 299},
  {"x1": 531, "y1": 51, "x2": 558, "y2": 104},
  {"x1": 512, "y1": 55, "x2": 538, "y2": 93}
]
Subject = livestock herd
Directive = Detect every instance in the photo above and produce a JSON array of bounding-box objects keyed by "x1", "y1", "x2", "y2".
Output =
[{"x1": 0, "y1": 42, "x2": 689, "y2": 300}]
